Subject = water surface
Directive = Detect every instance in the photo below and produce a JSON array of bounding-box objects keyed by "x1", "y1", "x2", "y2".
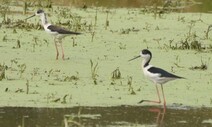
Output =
[{"x1": 0, "y1": 106, "x2": 212, "y2": 127}]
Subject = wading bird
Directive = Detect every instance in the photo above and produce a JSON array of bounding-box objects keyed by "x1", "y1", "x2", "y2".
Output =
[
  {"x1": 26, "y1": 9, "x2": 81, "y2": 60},
  {"x1": 129, "y1": 49, "x2": 184, "y2": 106}
]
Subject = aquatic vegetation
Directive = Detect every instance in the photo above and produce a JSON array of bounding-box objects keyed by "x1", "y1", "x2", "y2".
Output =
[
  {"x1": 178, "y1": 16, "x2": 186, "y2": 22},
  {"x1": 111, "y1": 67, "x2": 121, "y2": 80},
  {"x1": 0, "y1": 0, "x2": 10, "y2": 24},
  {"x1": 22, "y1": 1, "x2": 27, "y2": 15},
  {"x1": 30, "y1": 68, "x2": 40, "y2": 81},
  {"x1": 52, "y1": 98, "x2": 60, "y2": 102},
  {"x1": 0, "y1": 63, "x2": 7, "y2": 81},
  {"x1": 94, "y1": 6, "x2": 98, "y2": 26},
  {"x1": 173, "y1": 55, "x2": 184, "y2": 69},
  {"x1": 55, "y1": 8, "x2": 85, "y2": 32},
  {"x1": 91, "y1": 31, "x2": 95, "y2": 42},
  {"x1": 105, "y1": 10, "x2": 110, "y2": 30},
  {"x1": 6, "y1": 19, "x2": 42, "y2": 30},
  {"x1": 36, "y1": 0, "x2": 52, "y2": 8},
  {"x1": 63, "y1": 72, "x2": 79, "y2": 82},
  {"x1": 169, "y1": 29, "x2": 210, "y2": 51},
  {"x1": 0, "y1": 3, "x2": 212, "y2": 109},
  {"x1": 17, "y1": 64, "x2": 27, "y2": 78},
  {"x1": 15, "y1": 88, "x2": 24, "y2": 93},
  {"x1": 189, "y1": 57, "x2": 209, "y2": 71},
  {"x1": 119, "y1": 43, "x2": 126, "y2": 50},
  {"x1": 153, "y1": 38, "x2": 162, "y2": 49},
  {"x1": 205, "y1": 25, "x2": 212, "y2": 39},
  {"x1": 127, "y1": 76, "x2": 136, "y2": 95},
  {"x1": 61, "y1": 94, "x2": 68, "y2": 104},
  {"x1": 143, "y1": 22, "x2": 151, "y2": 32},
  {"x1": 90, "y1": 59, "x2": 98, "y2": 85},
  {"x1": 26, "y1": 80, "x2": 29, "y2": 94},
  {"x1": 2, "y1": 35, "x2": 7, "y2": 42}
]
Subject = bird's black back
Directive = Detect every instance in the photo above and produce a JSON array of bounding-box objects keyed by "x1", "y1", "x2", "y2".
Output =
[
  {"x1": 148, "y1": 67, "x2": 184, "y2": 79},
  {"x1": 47, "y1": 25, "x2": 81, "y2": 35}
]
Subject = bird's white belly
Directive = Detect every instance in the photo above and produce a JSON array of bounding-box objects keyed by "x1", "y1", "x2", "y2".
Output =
[
  {"x1": 143, "y1": 67, "x2": 173, "y2": 84},
  {"x1": 44, "y1": 27, "x2": 57, "y2": 35}
]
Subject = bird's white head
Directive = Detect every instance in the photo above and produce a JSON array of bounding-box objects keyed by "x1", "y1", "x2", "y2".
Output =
[
  {"x1": 129, "y1": 49, "x2": 152, "y2": 68},
  {"x1": 129, "y1": 49, "x2": 152, "y2": 61},
  {"x1": 25, "y1": 9, "x2": 45, "y2": 20},
  {"x1": 140, "y1": 49, "x2": 152, "y2": 60},
  {"x1": 25, "y1": 9, "x2": 48, "y2": 26},
  {"x1": 35, "y1": 9, "x2": 45, "y2": 16}
]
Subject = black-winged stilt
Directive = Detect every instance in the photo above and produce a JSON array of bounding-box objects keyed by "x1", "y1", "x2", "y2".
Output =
[
  {"x1": 26, "y1": 9, "x2": 82, "y2": 60},
  {"x1": 129, "y1": 49, "x2": 184, "y2": 106}
]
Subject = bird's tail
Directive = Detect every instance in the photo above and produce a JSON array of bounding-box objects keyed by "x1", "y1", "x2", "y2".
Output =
[{"x1": 68, "y1": 31, "x2": 82, "y2": 35}]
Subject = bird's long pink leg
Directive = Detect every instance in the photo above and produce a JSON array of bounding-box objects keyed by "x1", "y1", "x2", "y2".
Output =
[
  {"x1": 60, "y1": 41, "x2": 65, "y2": 60},
  {"x1": 161, "y1": 84, "x2": 167, "y2": 108},
  {"x1": 54, "y1": 38, "x2": 59, "y2": 60},
  {"x1": 138, "y1": 85, "x2": 161, "y2": 104}
]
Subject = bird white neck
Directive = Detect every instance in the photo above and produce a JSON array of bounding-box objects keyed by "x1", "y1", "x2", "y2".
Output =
[
  {"x1": 40, "y1": 13, "x2": 48, "y2": 26},
  {"x1": 142, "y1": 57, "x2": 151, "y2": 68}
]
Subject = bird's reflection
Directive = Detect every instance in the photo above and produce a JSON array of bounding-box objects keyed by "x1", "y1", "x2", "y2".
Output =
[{"x1": 148, "y1": 105, "x2": 166, "y2": 127}]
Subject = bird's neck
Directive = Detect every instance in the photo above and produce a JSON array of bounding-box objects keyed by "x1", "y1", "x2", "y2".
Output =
[
  {"x1": 40, "y1": 13, "x2": 48, "y2": 26},
  {"x1": 142, "y1": 57, "x2": 151, "y2": 68}
]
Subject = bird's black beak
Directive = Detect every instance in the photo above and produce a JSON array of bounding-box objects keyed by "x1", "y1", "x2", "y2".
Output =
[
  {"x1": 25, "y1": 14, "x2": 36, "y2": 20},
  {"x1": 128, "y1": 55, "x2": 141, "y2": 61}
]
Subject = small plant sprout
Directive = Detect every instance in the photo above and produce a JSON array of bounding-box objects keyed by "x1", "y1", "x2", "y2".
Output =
[
  {"x1": 2, "y1": 35, "x2": 7, "y2": 42},
  {"x1": 48, "y1": 69, "x2": 53, "y2": 77},
  {"x1": 23, "y1": 1, "x2": 27, "y2": 15},
  {"x1": 18, "y1": 64, "x2": 27, "y2": 78},
  {"x1": 63, "y1": 72, "x2": 79, "y2": 82},
  {"x1": 33, "y1": 37, "x2": 38, "y2": 45},
  {"x1": 43, "y1": 39, "x2": 49, "y2": 47},
  {"x1": 119, "y1": 43, "x2": 126, "y2": 50},
  {"x1": 71, "y1": 37, "x2": 77, "y2": 47},
  {"x1": 10, "y1": 58, "x2": 18, "y2": 68},
  {"x1": 13, "y1": 29, "x2": 17, "y2": 33},
  {"x1": 94, "y1": 6, "x2": 98, "y2": 26},
  {"x1": 16, "y1": 40, "x2": 21, "y2": 48},
  {"x1": 0, "y1": 1, "x2": 10, "y2": 24},
  {"x1": 26, "y1": 80, "x2": 29, "y2": 94},
  {"x1": 144, "y1": 22, "x2": 151, "y2": 32},
  {"x1": 31, "y1": 68, "x2": 40, "y2": 80},
  {"x1": 105, "y1": 10, "x2": 110, "y2": 30},
  {"x1": 187, "y1": 20, "x2": 195, "y2": 36},
  {"x1": 173, "y1": 55, "x2": 184, "y2": 68},
  {"x1": 205, "y1": 25, "x2": 212, "y2": 39},
  {"x1": 189, "y1": 57, "x2": 209, "y2": 70},
  {"x1": 0, "y1": 64, "x2": 7, "y2": 81},
  {"x1": 127, "y1": 76, "x2": 136, "y2": 95},
  {"x1": 46, "y1": 0, "x2": 52, "y2": 8},
  {"x1": 153, "y1": 38, "x2": 162, "y2": 49},
  {"x1": 91, "y1": 31, "x2": 95, "y2": 42},
  {"x1": 61, "y1": 94, "x2": 68, "y2": 104},
  {"x1": 111, "y1": 67, "x2": 121, "y2": 80},
  {"x1": 90, "y1": 59, "x2": 98, "y2": 85}
]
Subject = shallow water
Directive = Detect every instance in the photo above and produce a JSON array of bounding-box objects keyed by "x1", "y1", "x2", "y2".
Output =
[{"x1": 0, "y1": 106, "x2": 212, "y2": 127}]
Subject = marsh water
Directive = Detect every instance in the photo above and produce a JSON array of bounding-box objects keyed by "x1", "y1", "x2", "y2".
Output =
[{"x1": 0, "y1": 106, "x2": 212, "y2": 127}]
